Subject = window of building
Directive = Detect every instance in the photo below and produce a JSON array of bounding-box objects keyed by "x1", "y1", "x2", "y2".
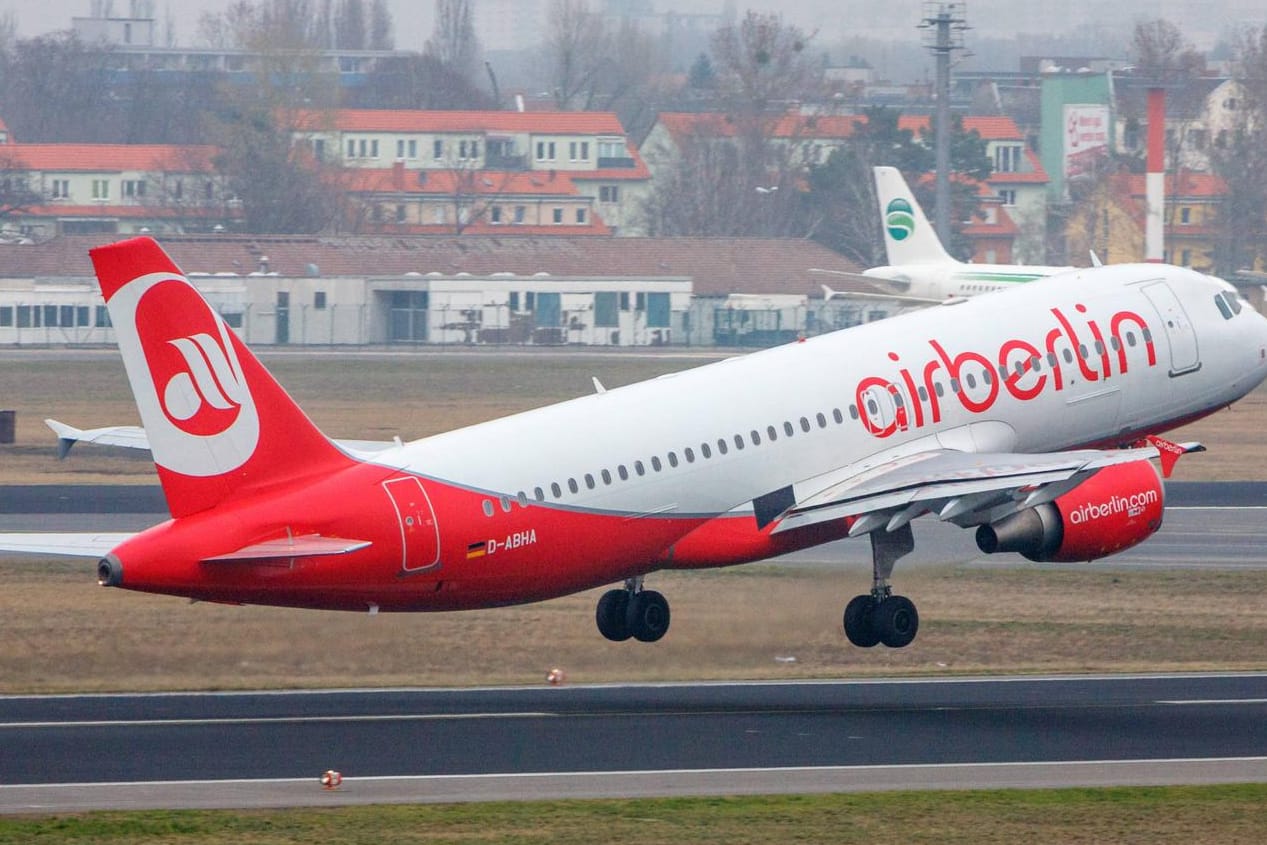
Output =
[
  {"x1": 536, "y1": 141, "x2": 556, "y2": 161},
  {"x1": 998, "y1": 189, "x2": 1016, "y2": 206},
  {"x1": 1180, "y1": 207, "x2": 1191, "y2": 224},
  {"x1": 491, "y1": 206, "x2": 502, "y2": 224},
  {"x1": 91, "y1": 179, "x2": 109, "y2": 200},
  {"x1": 594, "y1": 292, "x2": 619, "y2": 327},
  {"x1": 314, "y1": 291, "x2": 327, "y2": 310},
  {"x1": 347, "y1": 139, "x2": 356, "y2": 158},
  {"x1": 576, "y1": 208, "x2": 587, "y2": 224},
  {"x1": 0, "y1": 306, "x2": 11, "y2": 326},
  {"x1": 433, "y1": 139, "x2": 444, "y2": 159},
  {"x1": 50, "y1": 179, "x2": 70, "y2": 199},
  {"x1": 994, "y1": 144, "x2": 1021, "y2": 173},
  {"x1": 408, "y1": 139, "x2": 417, "y2": 158},
  {"x1": 600, "y1": 185, "x2": 619, "y2": 203},
  {"x1": 552, "y1": 207, "x2": 563, "y2": 224},
  {"x1": 396, "y1": 204, "x2": 407, "y2": 223},
  {"x1": 396, "y1": 139, "x2": 406, "y2": 158},
  {"x1": 123, "y1": 179, "x2": 146, "y2": 198},
  {"x1": 514, "y1": 206, "x2": 525, "y2": 224}
]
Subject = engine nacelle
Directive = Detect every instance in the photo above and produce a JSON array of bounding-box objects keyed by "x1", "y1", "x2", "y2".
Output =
[{"x1": 975, "y1": 460, "x2": 1165, "y2": 563}]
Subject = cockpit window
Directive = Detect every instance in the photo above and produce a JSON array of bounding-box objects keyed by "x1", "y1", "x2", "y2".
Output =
[{"x1": 1214, "y1": 291, "x2": 1242, "y2": 320}]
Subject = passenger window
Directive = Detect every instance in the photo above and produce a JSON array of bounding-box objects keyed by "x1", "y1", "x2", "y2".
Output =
[
  {"x1": 783, "y1": 421, "x2": 794, "y2": 436},
  {"x1": 667, "y1": 452, "x2": 679, "y2": 468},
  {"x1": 750, "y1": 430, "x2": 761, "y2": 446},
  {"x1": 482, "y1": 500, "x2": 494, "y2": 516},
  {"x1": 601, "y1": 469, "x2": 611, "y2": 485},
  {"x1": 635, "y1": 460, "x2": 645, "y2": 476},
  {"x1": 700, "y1": 443, "x2": 711, "y2": 459},
  {"x1": 651, "y1": 456, "x2": 662, "y2": 471},
  {"x1": 687, "y1": 446, "x2": 698, "y2": 461},
  {"x1": 833, "y1": 408, "x2": 844, "y2": 424},
  {"x1": 816, "y1": 412, "x2": 827, "y2": 428},
  {"x1": 734, "y1": 434, "x2": 744, "y2": 450},
  {"x1": 717, "y1": 438, "x2": 728, "y2": 455},
  {"x1": 551, "y1": 482, "x2": 562, "y2": 498},
  {"x1": 618, "y1": 465, "x2": 629, "y2": 481},
  {"x1": 568, "y1": 478, "x2": 579, "y2": 494},
  {"x1": 534, "y1": 486, "x2": 545, "y2": 501},
  {"x1": 584, "y1": 474, "x2": 595, "y2": 490}
]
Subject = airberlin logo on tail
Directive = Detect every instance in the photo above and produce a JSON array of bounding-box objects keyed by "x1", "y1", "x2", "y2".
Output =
[
  {"x1": 159, "y1": 333, "x2": 248, "y2": 434},
  {"x1": 110, "y1": 272, "x2": 260, "y2": 477},
  {"x1": 885, "y1": 198, "x2": 915, "y2": 241}
]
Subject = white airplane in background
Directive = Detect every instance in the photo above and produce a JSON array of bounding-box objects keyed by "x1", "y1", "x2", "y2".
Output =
[
  {"x1": 818, "y1": 166, "x2": 1074, "y2": 305},
  {"x1": 2, "y1": 237, "x2": 1265, "y2": 651}
]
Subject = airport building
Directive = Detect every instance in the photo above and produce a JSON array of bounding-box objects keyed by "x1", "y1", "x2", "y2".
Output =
[{"x1": 0, "y1": 235, "x2": 888, "y2": 348}]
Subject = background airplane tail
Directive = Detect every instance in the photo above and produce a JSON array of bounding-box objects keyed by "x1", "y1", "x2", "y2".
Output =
[
  {"x1": 873, "y1": 166, "x2": 956, "y2": 266},
  {"x1": 90, "y1": 237, "x2": 355, "y2": 518}
]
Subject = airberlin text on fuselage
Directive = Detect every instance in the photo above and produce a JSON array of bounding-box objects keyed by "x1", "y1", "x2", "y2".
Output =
[{"x1": 855, "y1": 303, "x2": 1157, "y2": 438}]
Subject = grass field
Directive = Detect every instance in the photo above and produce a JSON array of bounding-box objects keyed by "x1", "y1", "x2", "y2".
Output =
[{"x1": 3, "y1": 787, "x2": 1267, "y2": 844}]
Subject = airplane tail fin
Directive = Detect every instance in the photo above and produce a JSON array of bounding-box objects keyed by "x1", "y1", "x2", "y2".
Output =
[
  {"x1": 90, "y1": 237, "x2": 355, "y2": 519},
  {"x1": 873, "y1": 166, "x2": 956, "y2": 266}
]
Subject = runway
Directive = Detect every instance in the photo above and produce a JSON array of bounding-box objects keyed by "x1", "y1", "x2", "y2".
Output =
[
  {"x1": 2, "y1": 484, "x2": 1267, "y2": 813},
  {"x1": 2, "y1": 674, "x2": 1266, "y2": 812}
]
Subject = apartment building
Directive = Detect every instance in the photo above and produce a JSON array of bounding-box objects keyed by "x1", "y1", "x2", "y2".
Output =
[{"x1": 290, "y1": 109, "x2": 652, "y2": 235}]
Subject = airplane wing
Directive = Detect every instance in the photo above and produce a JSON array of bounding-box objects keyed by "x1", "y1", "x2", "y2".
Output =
[
  {"x1": 0, "y1": 533, "x2": 134, "y2": 557},
  {"x1": 45, "y1": 419, "x2": 399, "y2": 458},
  {"x1": 770, "y1": 441, "x2": 1196, "y2": 537}
]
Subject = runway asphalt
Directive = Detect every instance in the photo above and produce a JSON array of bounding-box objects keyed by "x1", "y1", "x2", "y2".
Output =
[
  {"x1": 2, "y1": 484, "x2": 1267, "y2": 813},
  {"x1": 1, "y1": 674, "x2": 1266, "y2": 812}
]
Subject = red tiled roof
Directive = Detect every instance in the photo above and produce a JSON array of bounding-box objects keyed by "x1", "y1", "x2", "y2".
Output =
[
  {"x1": 898, "y1": 115, "x2": 1025, "y2": 141},
  {"x1": 344, "y1": 168, "x2": 585, "y2": 197},
  {"x1": 360, "y1": 220, "x2": 614, "y2": 236},
  {"x1": 656, "y1": 112, "x2": 866, "y2": 141},
  {"x1": 1, "y1": 144, "x2": 218, "y2": 172},
  {"x1": 19, "y1": 204, "x2": 230, "y2": 220},
  {"x1": 290, "y1": 109, "x2": 629, "y2": 136},
  {"x1": 0, "y1": 235, "x2": 866, "y2": 297},
  {"x1": 1115, "y1": 171, "x2": 1228, "y2": 199}
]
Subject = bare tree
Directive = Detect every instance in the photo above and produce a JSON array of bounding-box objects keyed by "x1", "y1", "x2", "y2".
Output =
[
  {"x1": 369, "y1": 0, "x2": 394, "y2": 50},
  {"x1": 334, "y1": 0, "x2": 366, "y2": 50},
  {"x1": 1211, "y1": 25, "x2": 1267, "y2": 276},
  {"x1": 0, "y1": 150, "x2": 46, "y2": 222},
  {"x1": 426, "y1": 0, "x2": 480, "y2": 85},
  {"x1": 543, "y1": 0, "x2": 607, "y2": 110},
  {"x1": 711, "y1": 11, "x2": 819, "y2": 117}
]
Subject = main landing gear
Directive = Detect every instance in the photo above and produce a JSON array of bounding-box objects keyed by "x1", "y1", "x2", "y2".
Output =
[
  {"x1": 843, "y1": 523, "x2": 920, "y2": 649},
  {"x1": 596, "y1": 576, "x2": 671, "y2": 643}
]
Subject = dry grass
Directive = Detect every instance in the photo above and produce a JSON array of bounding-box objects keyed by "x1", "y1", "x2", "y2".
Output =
[{"x1": 4, "y1": 559, "x2": 1267, "y2": 694}]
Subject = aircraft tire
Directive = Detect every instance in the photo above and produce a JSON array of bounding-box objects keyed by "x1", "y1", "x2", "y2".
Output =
[
  {"x1": 874, "y1": 595, "x2": 919, "y2": 648},
  {"x1": 596, "y1": 589, "x2": 632, "y2": 641},
  {"x1": 626, "y1": 590, "x2": 671, "y2": 643},
  {"x1": 843, "y1": 594, "x2": 881, "y2": 648}
]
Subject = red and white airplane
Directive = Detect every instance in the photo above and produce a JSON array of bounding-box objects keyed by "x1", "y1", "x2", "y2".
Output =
[{"x1": 4, "y1": 236, "x2": 1266, "y2": 649}]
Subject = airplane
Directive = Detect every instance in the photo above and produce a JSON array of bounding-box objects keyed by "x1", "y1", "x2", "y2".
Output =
[
  {"x1": 816, "y1": 166, "x2": 1075, "y2": 305},
  {"x1": 2, "y1": 236, "x2": 1266, "y2": 650}
]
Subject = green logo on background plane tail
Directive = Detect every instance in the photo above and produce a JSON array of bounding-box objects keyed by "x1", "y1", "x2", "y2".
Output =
[{"x1": 885, "y1": 198, "x2": 915, "y2": 241}]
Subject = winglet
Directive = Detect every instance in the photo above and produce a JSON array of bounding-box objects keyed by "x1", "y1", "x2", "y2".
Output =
[
  {"x1": 44, "y1": 418, "x2": 81, "y2": 460},
  {"x1": 1143, "y1": 434, "x2": 1206, "y2": 478}
]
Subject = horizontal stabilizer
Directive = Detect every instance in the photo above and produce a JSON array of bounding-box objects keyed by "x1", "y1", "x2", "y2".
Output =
[
  {"x1": 203, "y1": 534, "x2": 372, "y2": 562},
  {"x1": 0, "y1": 533, "x2": 134, "y2": 557},
  {"x1": 46, "y1": 418, "x2": 398, "y2": 459},
  {"x1": 45, "y1": 419, "x2": 148, "y2": 460}
]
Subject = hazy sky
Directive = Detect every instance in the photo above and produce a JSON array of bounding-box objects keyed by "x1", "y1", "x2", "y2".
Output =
[{"x1": 2, "y1": 1, "x2": 1260, "y2": 56}]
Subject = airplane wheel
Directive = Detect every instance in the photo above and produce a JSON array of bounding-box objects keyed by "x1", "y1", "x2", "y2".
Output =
[
  {"x1": 874, "y1": 595, "x2": 919, "y2": 648},
  {"x1": 843, "y1": 594, "x2": 881, "y2": 648},
  {"x1": 626, "y1": 590, "x2": 671, "y2": 643},
  {"x1": 596, "y1": 589, "x2": 632, "y2": 641}
]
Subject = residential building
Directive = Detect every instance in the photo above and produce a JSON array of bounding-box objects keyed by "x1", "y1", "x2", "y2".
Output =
[
  {"x1": 291, "y1": 109, "x2": 651, "y2": 235},
  {"x1": 1065, "y1": 171, "x2": 1227, "y2": 272},
  {"x1": 0, "y1": 143, "x2": 234, "y2": 239}
]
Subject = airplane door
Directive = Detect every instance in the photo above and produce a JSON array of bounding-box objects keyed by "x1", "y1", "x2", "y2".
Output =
[
  {"x1": 1141, "y1": 281, "x2": 1201, "y2": 376},
  {"x1": 382, "y1": 476, "x2": 440, "y2": 573},
  {"x1": 858, "y1": 382, "x2": 901, "y2": 435}
]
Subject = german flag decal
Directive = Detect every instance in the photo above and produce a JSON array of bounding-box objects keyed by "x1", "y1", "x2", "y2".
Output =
[{"x1": 466, "y1": 541, "x2": 487, "y2": 559}]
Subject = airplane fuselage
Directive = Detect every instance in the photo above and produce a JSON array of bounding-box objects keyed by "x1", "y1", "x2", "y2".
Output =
[{"x1": 105, "y1": 263, "x2": 1267, "y2": 612}]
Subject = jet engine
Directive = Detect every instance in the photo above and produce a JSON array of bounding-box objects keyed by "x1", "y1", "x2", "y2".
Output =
[{"x1": 975, "y1": 460, "x2": 1165, "y2": 563}]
